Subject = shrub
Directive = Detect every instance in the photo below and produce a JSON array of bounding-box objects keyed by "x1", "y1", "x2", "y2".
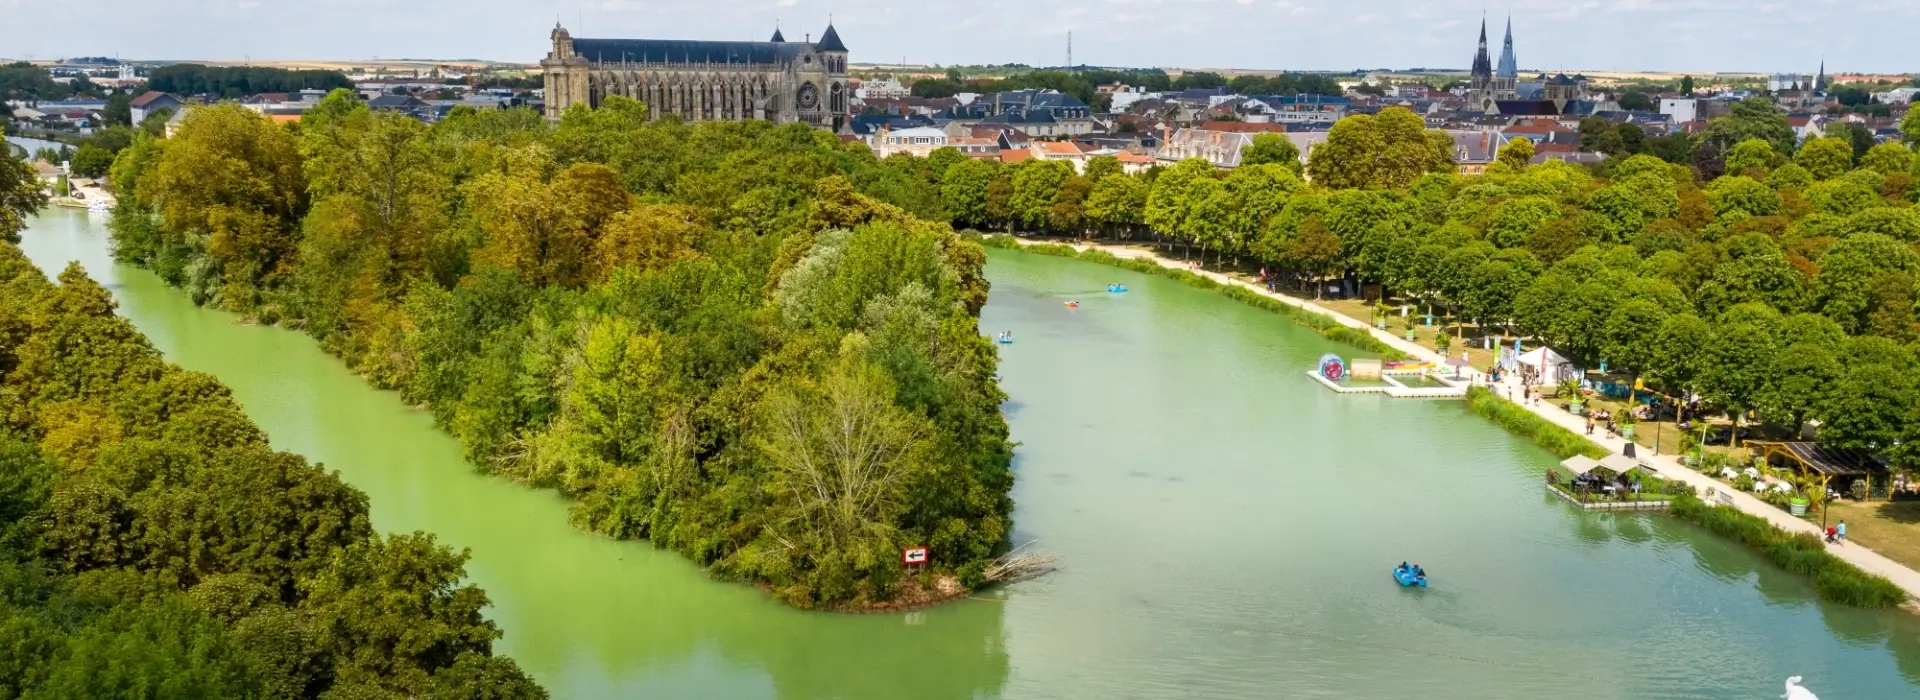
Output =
[
  {"x1": 1464, "y1": 386, "x2": 1609, "y2": 459},
  {"x1": 1669, "y1": 493, "x2": 1907, "y2": 608}
]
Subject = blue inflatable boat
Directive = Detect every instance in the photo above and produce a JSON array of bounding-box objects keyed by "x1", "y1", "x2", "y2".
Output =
[
  {"x1": 996, "y1": 333, "x2": 1014, "y2": 344},
  {"x1": 1393, "y1": 564, "x2": 1428, "y2": 588},
  {"x1": 1107, "y1": 284, "x2": 1129, "y2": 293}
]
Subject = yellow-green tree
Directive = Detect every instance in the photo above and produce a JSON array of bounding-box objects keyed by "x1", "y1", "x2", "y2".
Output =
[
  {"x1": 1497, "y1": 137, "x2": 1535, "y2": 171},
  {"x1": 1794, "y1": 136, "x2": 1854, "y2": 181},
  {"x1": 1307, "y1": 107, "x2": 1451, "y2": 189},
  {"x1": 139, "y1": 104, "x2": 306, "y2": 305}
]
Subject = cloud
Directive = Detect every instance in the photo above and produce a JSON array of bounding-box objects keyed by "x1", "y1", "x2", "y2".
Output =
[{"x1": 0, "y1": 0, "x2": 1902, "y2": 73}]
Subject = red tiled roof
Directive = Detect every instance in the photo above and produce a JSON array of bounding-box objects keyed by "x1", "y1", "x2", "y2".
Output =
[
  {"x1": 129, "y1": 91, "x2": 173, "y2": 108},
  {"x1": 1000, "y1": 149, "x2": 1032, "y2": 164},
  {"x1": 1115, "y1": 152, "x2": 1155, "y2": 164},
  {"x1": 1038, "y1": 142, "x2": 1083, "y2": 155}
]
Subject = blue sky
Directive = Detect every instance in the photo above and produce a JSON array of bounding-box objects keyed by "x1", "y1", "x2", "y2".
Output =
[{"x1": 1, "y1": 0, "x2": 1903, "y2": 73}]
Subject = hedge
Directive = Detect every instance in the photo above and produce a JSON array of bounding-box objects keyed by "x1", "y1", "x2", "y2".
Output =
[
  {"x1": 978, "y1": 234, "x2": 1406, "y2": 359},
  {"x1": 1669, "y1": 493, "x2": 1908, "y2": 608},
  {"x1": 1465, "y1": 386, "x2": 1609, "y2": 460}
]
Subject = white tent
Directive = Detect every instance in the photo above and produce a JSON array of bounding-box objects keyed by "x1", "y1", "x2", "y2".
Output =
[{"x1": 1516, "y1": 346, "x2": 1579, "y2": 382}]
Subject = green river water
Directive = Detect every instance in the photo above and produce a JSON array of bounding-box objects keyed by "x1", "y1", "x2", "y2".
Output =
[{"x1": 18, "y1": 209, "x2": 1920, "y2": 699}]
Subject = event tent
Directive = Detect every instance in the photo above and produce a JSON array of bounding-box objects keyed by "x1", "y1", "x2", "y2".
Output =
[{"x1": 1516, "y1": 346, "x2": 1579, "y2": 382}]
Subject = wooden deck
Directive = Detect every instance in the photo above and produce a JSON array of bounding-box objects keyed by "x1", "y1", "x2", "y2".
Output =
[{"x1": 1545, "y1": 483, "x2": 1671, "y2": 511}]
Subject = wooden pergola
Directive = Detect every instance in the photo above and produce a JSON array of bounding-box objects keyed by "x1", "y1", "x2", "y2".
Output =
[{"x1": 1750, "y1": 441, "x2": 1890, "y2": 501}]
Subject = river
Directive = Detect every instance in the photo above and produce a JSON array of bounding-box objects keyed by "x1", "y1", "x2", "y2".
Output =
[{"x1": 18, "y1": 208, "x2": 1920, "y2": 699}]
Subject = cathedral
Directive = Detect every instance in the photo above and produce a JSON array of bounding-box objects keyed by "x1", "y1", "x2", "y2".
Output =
[
  {"x1": 540, "y1": 23, "x2": 852, "y2": 132},
  {"x1": 1466, "y1": 17, "x2": 1520, "y2": 113}
]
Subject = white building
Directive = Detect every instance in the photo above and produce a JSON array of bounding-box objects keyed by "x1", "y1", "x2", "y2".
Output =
[
  {"x1": 1873, "y1": 87, "x2": 1920, "y2": 104},
  {"x1": 869, "y1": 126, "x2": 948, "y2": 158},
  {"x1": 1659, "y1": 98, "x2": 1697, "y2": 124},
  {"x1": 857, "y1": 78, "x2": 910, "y2": 100}
]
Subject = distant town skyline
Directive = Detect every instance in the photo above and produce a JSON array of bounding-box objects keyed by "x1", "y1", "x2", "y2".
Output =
[{"x1": 2, "y1": 0, "x2": 1908, "y2": 75}]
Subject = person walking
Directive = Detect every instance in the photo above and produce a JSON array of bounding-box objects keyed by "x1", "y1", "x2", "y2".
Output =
[
  {"x1": 1837, "y1": 520, "x2": 1848, "y2": 544},
  {"x1": 1585, "y1": 417, "x2": 1595, "y2": 435}
]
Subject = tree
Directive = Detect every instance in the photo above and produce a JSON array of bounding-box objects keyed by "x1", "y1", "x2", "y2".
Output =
[
  {"x1": 1145, "y1": 158, "x2": 1214, "y2": 248},
  {"x1": 1681, "y1": 75, "x2": 1695, "y2": 95},
  {"x1": 1278, "y1": 217, "x2": 1342, "y2": 295},
  {"x1": 940, "y1": 158, "x2": 996, "y2": 228},
  {"x1": 0, "y1": 151, "x2": 49, "y2": 244},
  {"x1": 757, "y1": 359, "x2": 933, "y2": 602},
  {"x1": 139, "y1": 103, "x2": 307, "y2": 302},
  {"x1": 1699, "y1": 303, "x2": 1785, "y2": 428},
  {"x1": 68, "y1": 144, "x2": 113, "y2": 179},
  {"x1": 1009, "y1": 160, "x2": 1072, "y2": 231},
  {"x1": 1861, "y1": 142, "x2": 1914, "y2": 175},
  {"x1": 1698, "y1": 97, "x2": 1794, "y2": 155},
  {"x1": 1307, "y1": 107, "x2": 1449, "y2": 190},
  {"x1": 1240, "y1": 132, "x2": 1302, "y2": 174},
  {"x1": 1497, "y1": 137, "x2": 1535, "y2": 170},
  {"x1": 1723, "y1": 138, "x2": 1783, "y2": 177},
  {"x1": 103, "y1": 92, "x2": 132, "y2": 127},
  {"x1": 1084, "y1": 173, "x2": 1147, "y2": 236},
  {"x1": 1902, "y1": 106, "x2": 1920, "y2": 146},
  {"x1": 1618, "y1": 92, "x2": 1655, "y2": 111},
  {"x1": 1483, "y1": 197, "x2": 1557, "y2": 248},
  {"x1": 1795, "y1": 136, "x2": 1855, "y2": 180},
  {"x1": 1579, "y1": 117, "x2": 1625, "y2": 155}
]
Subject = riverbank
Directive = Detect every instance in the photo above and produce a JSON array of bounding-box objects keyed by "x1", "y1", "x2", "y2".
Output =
[
  {"x1": 990, "y1": 234, "x2": 1920, "y2": 608},
  {"x1": 29, "y1": 210, "x2": 1920, "y2": 698},
  {"x1": 976, "y1": 235, "x2": 1405, "y2": 359}
]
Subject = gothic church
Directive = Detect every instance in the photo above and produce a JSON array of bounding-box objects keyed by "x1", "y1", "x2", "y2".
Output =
[{"x1": 541, "y1": 23, "x2": 852, "y2": 132}]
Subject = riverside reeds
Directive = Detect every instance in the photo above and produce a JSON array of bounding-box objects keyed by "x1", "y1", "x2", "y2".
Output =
[
  {"x1": 1465, "y1": 386, "x2": 1609, "y2": 460},
  {"x1": 980, "y1": 235, "x2": 1405, "y2": 359},
  {"x1": 1669, "y1": 493, "x2": 1908, "y2": 608}
]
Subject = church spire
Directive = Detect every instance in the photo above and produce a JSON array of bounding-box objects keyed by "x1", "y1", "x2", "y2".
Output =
[
  {"x1": 1496, "y1": 16, "x2": 1518, "y2": 78},
  {"x1": 1469, "y1": 17, "x2": 1493, "y2": 80},
  {"x1": 1815, "y1": 58, "x2": 1827, "y2": 92}
]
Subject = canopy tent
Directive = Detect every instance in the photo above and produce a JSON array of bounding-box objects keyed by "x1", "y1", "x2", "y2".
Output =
[
  {"x1": 1516, "y1": 346, "x2": 1579, "y2": 382},
  {"x1": 1560, "y1": 455, "x2": 1646, "y2": 476}
]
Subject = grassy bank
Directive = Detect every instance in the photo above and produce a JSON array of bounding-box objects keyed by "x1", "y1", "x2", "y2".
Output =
[
  {"x1": 1670, "y1": 493, "x2": 1909, "y2": 608},
  {"x1": 979, "y1": 235, "x2": 1406, "y2": 359},
  {"x1": 1465, "y1": 386, "x2": 1609, "y2": 460}
]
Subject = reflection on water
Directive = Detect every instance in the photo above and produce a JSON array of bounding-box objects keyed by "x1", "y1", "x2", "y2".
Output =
[{"x1": 16, "y1": 209, "x2": 1920, "y2": 700}]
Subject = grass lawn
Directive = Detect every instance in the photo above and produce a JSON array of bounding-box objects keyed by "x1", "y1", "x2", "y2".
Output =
[{"x1": 1821, "y1": 500, "x2": 1920, "y2": 573}]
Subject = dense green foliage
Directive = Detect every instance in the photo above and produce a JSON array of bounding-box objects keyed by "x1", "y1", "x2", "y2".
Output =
[
  {"x1": 1463, "y1": 387, "x2": 1608, "y2": 460},
  {"x1": 1668, "y1": 493, "x2": 1907, "y2": 608},
  {"x1": 1, "y1": 151, "x2": 50, "y2": 244},
  {"x1": 0, "y1": 62, "x2": 103, "y2": 101},
  {"x1": 977, "y1": 235, "x2": 1405, "y2": 358},
  {"x1": 108, "y1": 92, "x2": 1014, "y2": 608},
  {"x1": 978, "y1": 101, "x2": 1920, "y2": 474},
  {"x1": 146, "y1": 64, "x2": 353, "y2": 98},
  {"x1": 0, "y1": 242, "x2": 542, "y2": 697}
]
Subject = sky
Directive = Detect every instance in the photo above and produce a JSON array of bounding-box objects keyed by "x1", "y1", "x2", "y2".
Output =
[{"x1": 2, "y1": 0, "x2": 1912, "y2": 74}]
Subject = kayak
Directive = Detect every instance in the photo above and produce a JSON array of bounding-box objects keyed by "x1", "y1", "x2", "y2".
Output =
[
  {"x1": 1393, "y1": 566, "x2": 1429, "y2": 588},
  {"x1": 1108, "y1": 284, "x2": 1128, "y2": 293}
]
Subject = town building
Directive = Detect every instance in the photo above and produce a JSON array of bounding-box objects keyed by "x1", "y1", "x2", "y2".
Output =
[
  {"x1": 539, "y1": 22, "x2": 852, "y2": 132},
  {"x1": 856, "y1": 78, "x2": 910, "y2": 100},
  {"x1": 128, "y1": 91, "x2": 183, "y2": 124}
]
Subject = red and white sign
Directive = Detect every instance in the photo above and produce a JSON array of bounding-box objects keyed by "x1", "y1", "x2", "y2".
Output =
[{"x1": 902, "y1": 547, "x2": 929, "y2": 565}]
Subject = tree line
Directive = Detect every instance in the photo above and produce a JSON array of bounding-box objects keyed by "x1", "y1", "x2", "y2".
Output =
[
  {"x1": 0, "y1": 156, "x2": 544, "y2": 696},
  {"x1": 930, "y1": 98, "x2": 1920, "y2": 475},
  {"x1": 146, "y1": 64, "x2": 352, "y2": 99},
  {"x1": 106, "y1": 91, "x2": 1014, "y2": 608}
]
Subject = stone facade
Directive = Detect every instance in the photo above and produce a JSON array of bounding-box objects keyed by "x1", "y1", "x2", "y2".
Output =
[{"x1": 541, "y1": 23, "x2": 851, "y2": 132}]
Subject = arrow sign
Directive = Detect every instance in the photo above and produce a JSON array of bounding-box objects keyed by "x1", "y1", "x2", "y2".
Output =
[{"x1": 902, "y1": 547, "x2": 929, "y2": 565}]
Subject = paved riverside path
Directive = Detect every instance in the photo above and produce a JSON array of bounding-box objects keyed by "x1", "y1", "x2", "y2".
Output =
[{"x1": 1010, "y1": 237, "x2": 1920, "y2": 603}]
